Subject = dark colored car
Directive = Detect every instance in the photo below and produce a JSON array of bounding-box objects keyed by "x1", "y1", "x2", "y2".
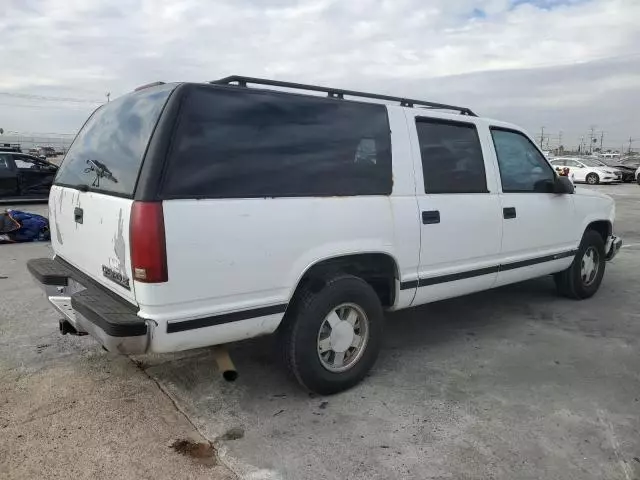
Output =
[
  {"x1": 598, "y1": 158, "x2": 636, "y2": 182},
  {"x1": 0, "y1": 152, "x2": 58, "y2": 200}
]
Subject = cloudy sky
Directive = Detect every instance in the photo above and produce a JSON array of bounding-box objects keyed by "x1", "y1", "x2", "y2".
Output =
[{"x1": 1, "y1": 0, "x2": 639, "y2": 150}]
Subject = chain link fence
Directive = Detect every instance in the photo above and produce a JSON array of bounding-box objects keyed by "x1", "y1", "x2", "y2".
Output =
[{"x1": 0, "y1": 132, "x2": 76, "y2": 155}]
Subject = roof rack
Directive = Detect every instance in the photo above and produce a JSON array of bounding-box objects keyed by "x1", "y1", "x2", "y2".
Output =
[{"x1": 211, "y1": 75, "x2": 477, "y2": 116}]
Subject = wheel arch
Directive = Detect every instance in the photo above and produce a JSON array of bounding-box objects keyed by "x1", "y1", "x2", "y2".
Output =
[
  {"x1": 585, "y1": 220, "x2": 612, "y2": 243},
  {"x1": 287, "y1": 252, "x2": 401, "y2": 310}
]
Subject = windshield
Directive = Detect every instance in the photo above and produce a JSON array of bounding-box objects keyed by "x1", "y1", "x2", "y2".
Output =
[{"x1": 55, "y1": 84, "x2": 175, "y2": 196}]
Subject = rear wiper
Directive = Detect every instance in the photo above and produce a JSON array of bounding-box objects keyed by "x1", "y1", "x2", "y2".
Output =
[{"x1": 84, "y1": 159, "x2": 119, "y2": 188}]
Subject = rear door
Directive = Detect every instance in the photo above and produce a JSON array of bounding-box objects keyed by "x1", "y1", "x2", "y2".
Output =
[
  {"x1": 0, "y1": 154, "x2": 19, "y2": 197},
  {"x1": 564, "y1": 159, "x2": 587, "y2": 182},
  {"x1": 49, "y1": 84, "x2": 175, "y2": 302},
  {"x1": 406, "y1": 112, "x2": 503, "y2": 305}
]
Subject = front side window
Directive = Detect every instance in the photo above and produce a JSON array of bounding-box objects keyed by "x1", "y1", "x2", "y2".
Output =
[
  {"x1": 162, "y1": 86, "x2": 392, "y2": 198},
  {"x1": 491, "y1": 128, "x2": 555, "y2": 193},
  {"x1": 415, "y1": 119, "x2": 487, "y2": 194}
]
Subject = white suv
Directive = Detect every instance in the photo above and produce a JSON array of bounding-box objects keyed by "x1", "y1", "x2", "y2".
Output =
[{"x1": 28, "y1": 76, "x2": 622, "y2": 394}]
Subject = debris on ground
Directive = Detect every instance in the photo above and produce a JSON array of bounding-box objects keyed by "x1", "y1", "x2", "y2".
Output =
[{"x1": 0, "y1": 210, "x2": 49, "y2": 243}]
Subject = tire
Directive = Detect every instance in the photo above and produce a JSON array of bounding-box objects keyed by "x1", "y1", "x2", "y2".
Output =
[
  {"x1": 554, "y1": 229, "x2": 606, "y2": 299},
  {"x1": 279, "y1": 274, "x2": 384, "y2": 395},
  {"x1": 586, "y1": 173, "x2": 599, "y2": 185}
]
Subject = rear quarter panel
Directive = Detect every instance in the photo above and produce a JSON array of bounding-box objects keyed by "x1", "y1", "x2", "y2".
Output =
[{"x1": 135, "y1": 106, "x2": 421, "y2": 351}]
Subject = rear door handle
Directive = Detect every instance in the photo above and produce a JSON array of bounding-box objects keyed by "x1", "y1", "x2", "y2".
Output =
[
  {"x1": 74, "y1": 207, "x2": 83, "y2": 224},
  {"x1": 422, "y1": 210, "x2": 440, "y2": 224},
  {"x1": 503, "y1": 207, "x2": 516, "y2": 219}
]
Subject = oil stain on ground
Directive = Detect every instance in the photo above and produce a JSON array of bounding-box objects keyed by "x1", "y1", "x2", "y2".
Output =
[{"x1": 170, "y1": 439, "x2": 217, "y2": 466}]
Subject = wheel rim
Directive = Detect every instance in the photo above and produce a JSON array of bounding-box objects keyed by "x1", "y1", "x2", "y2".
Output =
[
  {"x1": 587, "y1": 175, "x2": 597, "y2": 184},
  {"x1": 317, "y1": 303, "x2": 369, "y2": 373},
  {"x1": 580, "y1": 246, "x2": 600, "y2": 286}
]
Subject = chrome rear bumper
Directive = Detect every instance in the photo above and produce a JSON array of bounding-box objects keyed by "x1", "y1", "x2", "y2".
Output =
[{"x1": 28, "y1": 258, "x2": 150, "y2": 355}]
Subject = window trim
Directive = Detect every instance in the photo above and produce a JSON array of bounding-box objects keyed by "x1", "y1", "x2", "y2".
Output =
[
  {"x1": 415, "y1": 116, "x2": 489, "y2": 195},
  {"x1": 489, "y1": 126, "x2": 557, "y2": 194}
]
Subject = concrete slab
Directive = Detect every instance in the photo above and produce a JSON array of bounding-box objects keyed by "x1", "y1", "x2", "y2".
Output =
[{"x1": 0, "y1": 241, "x2": 233, "y2": 480}]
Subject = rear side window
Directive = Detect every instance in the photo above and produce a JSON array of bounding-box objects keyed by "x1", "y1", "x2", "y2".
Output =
[
  {"x1": 0, "y1": 154, "x2": 10, "y2": 170},
  {"x1": 161, "y1": 86, "x2": 392, "y2": 198},
  {"x1": 415, "y1": 119, "x2": 487, "y2": 194},
  {"x1": 55, "y1": 84, "x2": 174, "y2": 196}
]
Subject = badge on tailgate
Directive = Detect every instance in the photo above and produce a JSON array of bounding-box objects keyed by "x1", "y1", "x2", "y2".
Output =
[{"x1": 102, "y1": 265, "x2": 131, "y2": 290}]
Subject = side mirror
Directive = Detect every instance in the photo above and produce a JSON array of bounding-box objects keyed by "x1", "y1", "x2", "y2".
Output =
[{"x1": 554, "y1": 175, "x2": 574, "y2": 194}]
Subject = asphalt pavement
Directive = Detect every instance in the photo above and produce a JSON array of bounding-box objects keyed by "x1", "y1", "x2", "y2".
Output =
[{"x1": 1, "y1": 184, "x2": 639, "y2": 480}]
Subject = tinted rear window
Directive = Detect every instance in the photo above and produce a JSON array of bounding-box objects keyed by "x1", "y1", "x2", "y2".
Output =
[
  {"x1": 161, "y1": 86, "x2": 392, "y2": 198},
  {"x1": 55, "y1": 84, "x2": 174, "y2": 196},
  {"x1": 416, "y1": 119, "x2": 487, "y2": 194}
]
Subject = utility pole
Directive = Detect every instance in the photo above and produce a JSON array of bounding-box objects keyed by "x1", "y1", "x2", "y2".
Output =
[
  {"x1": 588, "y1": 125, "x2": 596, "y2": 154},
  {"x1": 629, "y1": 137, "x2": 634, "y2": 155},
  {"x1": 539, "y1": 126, "x2": 545, "y2": 149},
  {"x1": 599, "y1": 131, "x2": 604, "y2": 152},
  {"x1": 557, "y1": 131, "x2": 563, "y2": 153}
]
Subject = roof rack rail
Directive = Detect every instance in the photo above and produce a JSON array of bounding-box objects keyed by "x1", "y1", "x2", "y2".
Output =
[{"x1": 211, "y1": 75, "x2": 477, "y2": 116}]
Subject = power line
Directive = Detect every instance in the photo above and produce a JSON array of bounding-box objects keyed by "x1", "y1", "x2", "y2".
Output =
[
  {"x1": 0, "y1": 101, "x2": 96, "y2": 110},
  {"x1": 0, "y1": 92, "x2": 103, "y2": 104}
]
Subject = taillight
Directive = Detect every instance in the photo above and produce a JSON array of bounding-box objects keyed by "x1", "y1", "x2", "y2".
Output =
[{"x1": 130, "y1": 201, "x2": 168, "y2": 283}]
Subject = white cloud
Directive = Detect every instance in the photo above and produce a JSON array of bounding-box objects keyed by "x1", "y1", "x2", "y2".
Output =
[{"x1": 0, "y1": 0, "x2": 638, "y2": 147}]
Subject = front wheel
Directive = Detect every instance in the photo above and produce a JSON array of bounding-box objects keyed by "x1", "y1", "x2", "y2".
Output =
[
  {"x1": 279, "y1": 274, "x2": 384, "y2": 394},
  {"x1": 586, "y1": 173, "x2": 599, "y2": 185},
  {"x1": 554, "y1": 230, "x2": 606, "y2": 299}
]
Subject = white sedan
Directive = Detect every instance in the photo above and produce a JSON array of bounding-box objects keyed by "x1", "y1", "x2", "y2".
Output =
[{"x1": 550, "y1": 157, "x2": 620, "y2": 185}]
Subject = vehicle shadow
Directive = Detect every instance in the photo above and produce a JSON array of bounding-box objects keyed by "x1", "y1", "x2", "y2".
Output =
[{"x1": 140, "y1": 275, "x2": 563, "y2": 400}]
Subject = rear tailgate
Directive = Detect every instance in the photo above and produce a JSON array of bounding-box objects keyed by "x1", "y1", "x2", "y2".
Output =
[
  {"x1": 49, "y1": 83, "x2": 176, "y2": 303},
  {"x1": 50, "y1": 187, "x2": 136, "y2": 302}
]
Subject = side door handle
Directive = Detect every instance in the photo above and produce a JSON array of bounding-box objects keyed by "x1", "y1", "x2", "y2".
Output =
[
  {"x1": 422, "y1": 210, "x2": 440, "y2": 224},
  {"x1": 74, "y1": 207, "x2": 83, "y2": 224},
  {"x1": 503, "y1": 207, "x2": 516, "y2": 219}
]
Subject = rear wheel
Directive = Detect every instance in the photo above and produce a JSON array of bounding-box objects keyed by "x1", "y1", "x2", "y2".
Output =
[
  {"x1": 279, "y1": 274, "x2": 384, "y2": 394},
  {"x1": 554, "y1": 230, "x2": 606, "y2": 299},
  {"x1": 586, "y1": 173, "x2": 599, "y2": 185}
]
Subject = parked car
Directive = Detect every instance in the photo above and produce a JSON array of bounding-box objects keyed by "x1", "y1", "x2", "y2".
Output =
[
  {"x1": 28, "y1": 77, "x2": 622, "y2": 394},
  {"x1": 595, "y1": 158, "x2": 636, "y2": 182},
  {"x1": 0, "y1": 152, "x2": 58, "y2": 199},
  {"x1": 37, "y1": 146, "x2": 57, "y2": 158},
  {"x1": 0, "y1": 143, "x2": 21, "y2": 153},
  {"x1": 550, "y1": 157, "x2": 620, "y2": 184},
  {"x1": 636, "y1": 165, "x2": 640, "y2": 184}
]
